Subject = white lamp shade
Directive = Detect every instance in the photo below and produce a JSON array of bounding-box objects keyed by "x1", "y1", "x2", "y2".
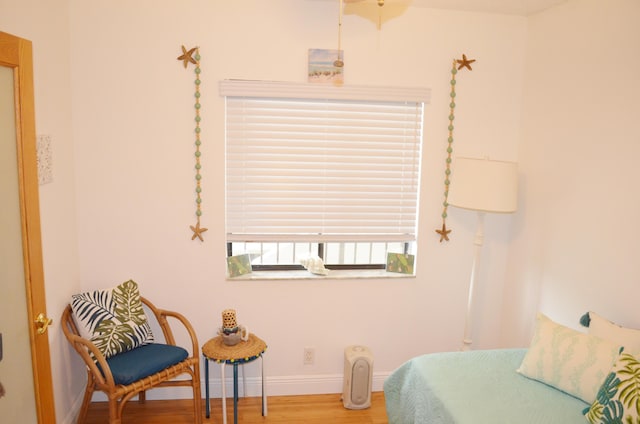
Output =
[{"x1": 448, "y1": 157, "x2": 518, "y2": 213}]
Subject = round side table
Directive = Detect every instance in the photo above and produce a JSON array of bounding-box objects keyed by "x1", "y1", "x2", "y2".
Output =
[{"x1": 202, "y1": 333, "x2": 267, "y2": 424}]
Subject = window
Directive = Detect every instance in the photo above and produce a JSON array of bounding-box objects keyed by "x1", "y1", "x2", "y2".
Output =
[{"x1": 221, "y1": 80, "x2": 430, "y2": 272}]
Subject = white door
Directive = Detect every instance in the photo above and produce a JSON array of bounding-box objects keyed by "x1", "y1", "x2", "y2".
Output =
[
  {"x1": 0, "y1": 62, "x2": 38, "y2": 423},
  {"x1": 0, "y1": 31, "x2": 56, "y2": 423}
]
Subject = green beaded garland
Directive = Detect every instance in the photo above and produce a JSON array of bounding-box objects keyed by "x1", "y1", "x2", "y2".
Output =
[
  {"x1": 437, "y1": 58, "x2": 467, "y2": 240},
  {"x1": 182, "y1": 47, "x2": 207, "y2": 239}
]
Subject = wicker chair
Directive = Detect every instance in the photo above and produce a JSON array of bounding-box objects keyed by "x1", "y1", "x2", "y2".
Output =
[{"x1": 62, "y1": 297, "x2": 202, "y2": 424}]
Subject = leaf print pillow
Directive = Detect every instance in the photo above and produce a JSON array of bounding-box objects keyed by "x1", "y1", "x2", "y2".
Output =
[
  {"x1": 585, "y1": 352, "x2": 640, "y2": 424},
  {"x1": 71, "y1": 280, "x2": 154, "y2": 359}
]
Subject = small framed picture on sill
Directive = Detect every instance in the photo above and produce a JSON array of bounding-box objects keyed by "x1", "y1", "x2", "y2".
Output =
[
  {"x1": 386, "y1": 252, "x2": 415, "y2": 274},
  {"x1": 227, "y1": 254, "x2": 252, "y2": 278}
]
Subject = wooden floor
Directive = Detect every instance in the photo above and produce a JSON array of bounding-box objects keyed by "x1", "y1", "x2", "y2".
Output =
[{"x1": 83, "y1": 392, "x2": 388, "y2": 424}]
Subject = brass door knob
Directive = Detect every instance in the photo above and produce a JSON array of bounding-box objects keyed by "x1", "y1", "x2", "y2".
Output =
[{"x1": 34, "y1": 313, "x2": 53, "y2": 335}]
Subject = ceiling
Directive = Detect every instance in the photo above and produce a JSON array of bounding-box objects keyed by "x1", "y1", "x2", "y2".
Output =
[
  {"x1": 326, "y1": 0, "x2": 569, "y2": 16},
  {"x1": 410, "y1": 0, "x2": 568, "y2": 16}
]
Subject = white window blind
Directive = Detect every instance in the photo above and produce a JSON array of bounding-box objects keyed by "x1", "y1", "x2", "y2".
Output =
[{"x1": 222, "y1": 80, "x2": 429, "y2": 243}]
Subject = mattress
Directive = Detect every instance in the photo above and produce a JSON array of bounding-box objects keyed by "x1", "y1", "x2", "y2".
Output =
[{"x1": 383, "y1": 348, "x2": 589, "y2": 424}]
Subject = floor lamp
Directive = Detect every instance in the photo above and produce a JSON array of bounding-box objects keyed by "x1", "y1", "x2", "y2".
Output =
[{"x1": 447, "y1": 157, "x2": 518, "y2": 351}]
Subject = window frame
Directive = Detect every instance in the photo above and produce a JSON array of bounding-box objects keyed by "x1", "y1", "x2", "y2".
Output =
[
  {"x1": 226, "y1": 241, "x2": 412, "y2": 271},
  {"x1": 221, "y1": 80, "x2": 430, "y2": 273}
]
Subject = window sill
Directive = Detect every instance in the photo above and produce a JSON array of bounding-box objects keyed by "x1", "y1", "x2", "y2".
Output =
[{"x1": 226, "y1": 269, "x2": 415, "y2": 281}]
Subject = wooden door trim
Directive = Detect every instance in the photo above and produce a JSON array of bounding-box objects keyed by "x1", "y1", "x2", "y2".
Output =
[{"x1": 0, "y1": 30, "x2": 56, "y2": 423}]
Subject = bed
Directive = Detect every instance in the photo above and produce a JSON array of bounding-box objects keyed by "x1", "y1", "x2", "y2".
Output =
[
  {"x1": 384, "y1": 312, "x2": 640, "y2": 424},
  {"x1": 383, "y1": 348, "x2": 588, "y2": 424}
]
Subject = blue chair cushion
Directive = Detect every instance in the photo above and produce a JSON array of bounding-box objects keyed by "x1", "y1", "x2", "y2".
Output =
[{"x1": 103, "y1": 343, "x2": 189, "y2": 385}]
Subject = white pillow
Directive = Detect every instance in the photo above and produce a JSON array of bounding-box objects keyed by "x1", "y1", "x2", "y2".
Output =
[
  {"x1": 587, "y1": 311, "x2": 640, "y2": 356},
  {"x1": 517, "y1": 312, "x2": 622, "y2": 403}
]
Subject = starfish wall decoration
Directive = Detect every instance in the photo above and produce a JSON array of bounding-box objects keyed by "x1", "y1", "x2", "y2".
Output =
[
  {"x1": 456, "y1": 53, "x2": 476, "y2": 71},
  {"x1": 436, "y1": 223, "x2": 452, "y2": 242},
  {"x1": 178, "y1": 45, "x2": 208, "y2": 242},
  {"x1": 177, "y1": 45, "x2": 197, "y2": 68},
  {"x1": 190, "y1": 221, "x2": 208, "y2": 242},
  {"x1": 436, "y1": 53, "x2": 475, "y2": 243}
]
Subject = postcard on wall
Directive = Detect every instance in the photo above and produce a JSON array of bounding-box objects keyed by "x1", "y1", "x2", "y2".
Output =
[
  {"x1": 386, "y1": 252, "x2": 415, "y2": 274},
  {"x1": 227, "y1": 254, "x2": 252, "y2": 278},
  {"x1": 308, "y1": 48, "x2": 344, "y2": 84}
]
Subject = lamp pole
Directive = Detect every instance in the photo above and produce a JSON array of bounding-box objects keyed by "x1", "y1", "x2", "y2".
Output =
[{"x1": 461, "y1": 211, "x2": 485, "y2": 351}]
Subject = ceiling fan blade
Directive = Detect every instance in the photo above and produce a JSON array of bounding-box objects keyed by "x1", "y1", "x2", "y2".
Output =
[
  {"x1": 344, "y1": 0, "x2": 384, "y2": 5},
  {"x1": 342, "y1": 0, "x2": 412, "y2": 27}
]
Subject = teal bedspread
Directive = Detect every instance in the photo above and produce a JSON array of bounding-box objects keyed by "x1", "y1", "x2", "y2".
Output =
[{"x1": 384, "y1": 348, "x2": 588, "y2": 424}]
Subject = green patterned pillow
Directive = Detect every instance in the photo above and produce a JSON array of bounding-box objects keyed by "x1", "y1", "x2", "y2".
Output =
[
  {"x1": 71, "y1": 280, "x2": 154, "y2": 359},
  {"x1": 585, "y1": 353, "x2": 640, "y2": 423},
  {"x1": 517, "y1": 313, "x2": 622, "y2": 403}
]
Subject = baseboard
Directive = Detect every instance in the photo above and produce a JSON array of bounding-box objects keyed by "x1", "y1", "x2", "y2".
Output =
[{"x1": 91, "y1": 371, "x2": 391, "y2": 401}]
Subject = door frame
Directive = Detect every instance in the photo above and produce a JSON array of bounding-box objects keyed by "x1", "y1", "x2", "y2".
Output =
[{"x1": 0, "y1": 31, "x2": 56, "y2": 423}]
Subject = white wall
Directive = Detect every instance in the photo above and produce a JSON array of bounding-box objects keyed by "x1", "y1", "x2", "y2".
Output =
[
  {"x1": 5, "y1": 0, "x2": 639, "y2": 421},
  {"x1": 501, "y1": 0, "x2": 640, "y2": 346},
  {"x1": 4, "y1": 0, "x2": 528, "y2": 421},
  {"x1": 66, "y1": 0, "x2": 524, "y2": 397},
  {"x1": 0, "y1": 1, "x2": 85, "y2": 423}
]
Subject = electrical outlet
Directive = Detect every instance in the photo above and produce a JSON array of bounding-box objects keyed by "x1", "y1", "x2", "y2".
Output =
[{"x1": 303, "y1": 347, "x2": 315, "y2": 365}]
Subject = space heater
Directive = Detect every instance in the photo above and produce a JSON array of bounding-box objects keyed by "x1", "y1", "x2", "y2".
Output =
[{"x1": 342, "y1": 345, "x2": 373, "y2": 409}]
